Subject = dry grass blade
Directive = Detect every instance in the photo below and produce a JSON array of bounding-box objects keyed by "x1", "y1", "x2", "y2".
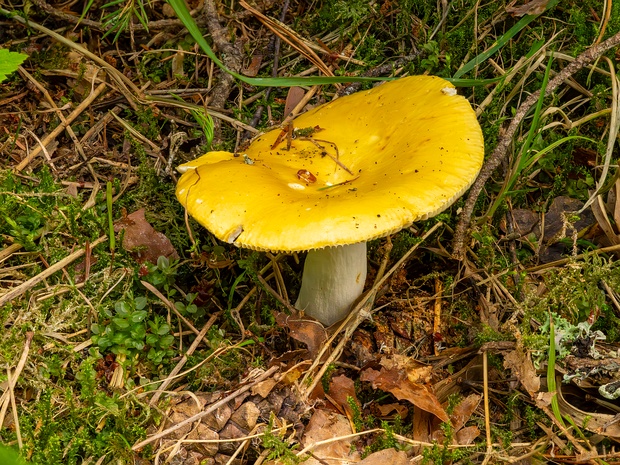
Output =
[
  {"x1": 0, "y1": 236, "x2": 107, "y2": 307},
  {"x1": 239, "y1": 0, "x2": 335, "y2": 79},
  {"x1": 579, "y1": 57, "x2": 620, "y2": 213},
  {"x1": 1, "y1": 8, "x2": 142, "y2": 105},
  {"x1": 0, "y1": 332, "x2": 33, "y2": 431}
]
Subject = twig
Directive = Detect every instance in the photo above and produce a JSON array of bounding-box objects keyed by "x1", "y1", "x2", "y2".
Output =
[
  {"x1": 149, "y1": 313, "x2": 219, "y2": 406},
  {"x1": 15, "y1": 83, "x2": 107, "y2": 172},
  {"x1": 131, "y1": 366, "x2": 279, "y2": 451},
  {"x1": 0, "y1": 237, "x2": 107, "y2": 307},
  {"x1": 452, "y1": 29, "x2": 620, "y2": 259},
  {"x1": 525, "y1": 242, "x2": 620, "y2": 273},
  {"x1": 140, "y1": 280, "x2": 200, "y2": 336},
  {"x1": 8, "y1": 369, "x2": 22, "y2": 448}
]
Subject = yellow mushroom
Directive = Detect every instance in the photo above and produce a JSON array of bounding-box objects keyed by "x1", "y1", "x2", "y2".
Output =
[{"x1": 176, "y1": 76, "x2": 484, "y2": 326}]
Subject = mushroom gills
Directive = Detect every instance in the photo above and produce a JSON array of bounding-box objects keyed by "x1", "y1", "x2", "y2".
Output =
[{"x1": 295, "y1": 242, "x2": 367, "y2": 326}]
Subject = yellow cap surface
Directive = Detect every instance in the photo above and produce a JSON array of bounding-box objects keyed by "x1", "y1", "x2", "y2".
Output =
[{"x1": 176, "y1": 76, "x2": 484, "y2": 252}]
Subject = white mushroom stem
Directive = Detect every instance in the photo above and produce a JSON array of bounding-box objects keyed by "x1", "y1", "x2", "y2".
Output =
[{"x1": 295, "y1": 242, "x2": 367, "y2": 326}]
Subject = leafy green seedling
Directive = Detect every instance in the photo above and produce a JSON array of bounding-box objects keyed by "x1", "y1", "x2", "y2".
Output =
[
  {"x1": 91, "y1": 295, "x2": 174, "y2": 366},
  {"x1": 143, "y1": 255, "x2": 179, "y2": 297},
  {"x1": 0, "y1": 49, "x2": 28, "y2": 82}
]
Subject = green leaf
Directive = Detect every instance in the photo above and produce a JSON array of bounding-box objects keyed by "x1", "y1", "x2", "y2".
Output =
[
  {"x1": 113, "y1": 317, "x2": 130, "y2": 329},
  {"x1": 131, "y1": 325, "x2": 146, "y2": 340},
  {"x1": 0, "y1": 49, "x2": 28, "y2": 82},
  {"x1": 0, "y1": 444, "x2": 26, "y2": 465},
  {"x1": 134, "y1": 296, "x2": 147, "y2": 310},
  {"x1": 131, "y1": 310, "x2": 148, "y2": 323},
  {"x1": 158, "y1": 334, "x2": 174, "y2": 349},
  {"x1": 157, "y1": 323, "x2": 170, "y2": 335},
  {"x1": 115, "y1": 300, "x2": 131, "y2": 316}
]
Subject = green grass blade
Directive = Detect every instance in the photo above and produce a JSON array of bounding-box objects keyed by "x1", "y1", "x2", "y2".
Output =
[
  {"x1": 78, "y1": 0, "x2": 97, "y2": 24},
  {"x1": 446, "y1": 76, "x2": 505, "y2": 86},
  {"x1": 484, "y1": 55, "x2": 555, "y2": 220},
  {"x1": 166, "y1": 0, "x2": 392, "y2": 87},
  {"x1": 516, "y1": 54, "x2": 554, "y2": 172},
  {"x1": 548, "y1": 314, "x2": 567, "y2": 428},
  {"x1": 453, "y1": 0, "x2": 560, "y2": 79}
]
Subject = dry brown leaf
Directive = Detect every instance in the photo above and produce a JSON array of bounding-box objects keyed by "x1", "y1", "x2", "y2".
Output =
[
  {"x1": 431, "y1": 394, "x2": 482, "y2": 444},
  {"x1": 504, "y1": 348, "x2": 540, "y2": 397},
  {"x1": 535, "y1": 391, "x2": 555, "y2": 408},
  {"x1": 302, "y1": 409, "x2": 361, "y2": 465},
  {"x1": 450, "y1": 393, "x2": 482, "y2": 431},
  {"x1": 328, "y1": 375, "x2": 359, "y2": 418},
  {"x1": 243, "y1": 54, "x2": 263, "y2": 77},
  {"x1": 455, "y1": 425, "x2": 481, "y2": 445},
  {"x1": 361, "y1": 366, "x2": 449, "y2": 422},
  {"x1": 358, "y1": 448, "x2": 408, "y2": 465},
  {"x1": 275, "y1": 312, "x2": 327, "y2": 358},
  {"x1": 284, "y1": 87, "x2": 306, "y2": 117},
  {"x1": 251, "y1": 378, "x2": 277, "y2": 397},
  {"x1": 381, "y1": 354, "x2": 432, "y2": 384},
  {"x1": 505, "y1": 0, "x2": 549, "y2": 16},
  {"x1": 375, "y1": 403, "x2": 408, "y2": 419},
  {"x1": 114, "y1": 208, "x2": 179, "y2": 265},
  {"x1": 412, "y1": 407, "x2": 433, "y2": 452}
]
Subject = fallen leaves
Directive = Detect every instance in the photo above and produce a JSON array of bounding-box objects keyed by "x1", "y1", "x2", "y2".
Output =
[
  {"x1": 301, "y1": 409, "x2": 361, "y2": 465},
  {"x1": 114, "y1": 208, "x2": 179, "y2": 265},
  {"x1": 274, "y1": 311, "x2": 327, "y2": 358},
  {"x1": 503, "y1": 347, "x2": 540, "y2": 397},
  {"x1": 360, "y1": 355, "x2": 449, "y2": 422}
]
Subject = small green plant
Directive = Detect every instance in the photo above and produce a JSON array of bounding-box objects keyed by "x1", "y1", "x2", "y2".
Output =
[
  {"x1": 348, "y1": 395, "x2": 365, "y2": 432},
  {"x1": 261, "y1": 415, "x2": 301, "y2": 464},
  {"x1": 174, "y1": 292, "x2": 205, "y2": 319},
  {"x1": 91, "y1": 295, "x2": 174, "y2": 365},
  {"x1": 189, "y1": 107, "x2": 214, "y2": 149},
  {"x1": 421, "y1": 421, "x2": 470, "y2": 464},
  {"x1": 81, "y1": 0, "x2": 150, "y2": 42},
  {"x1": 362, "y1": 419, "x2": 401, "y2": 458},
  {"x1": 142, "y1": 256, "x2": 179, "y2": 297}
]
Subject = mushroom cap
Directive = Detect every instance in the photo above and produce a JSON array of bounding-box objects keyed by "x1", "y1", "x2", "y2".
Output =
[{"x1": 176, "y1": 76, "x2": 484, "y2": 252}]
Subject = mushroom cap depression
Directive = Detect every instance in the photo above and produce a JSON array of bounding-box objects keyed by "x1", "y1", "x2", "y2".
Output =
[{"x1": 176, "y1": 76, "x2": 484, "y2": 252}]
